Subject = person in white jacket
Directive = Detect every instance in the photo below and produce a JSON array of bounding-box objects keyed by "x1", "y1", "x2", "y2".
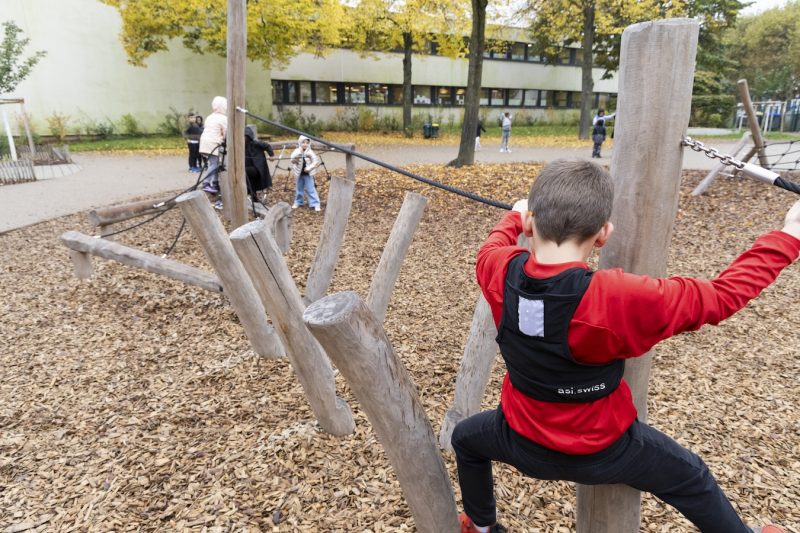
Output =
[
  {"x1": 290, "y1": 135, "x2": 322, "y2": 211},
  {"x1": 200, "y1": 96, "x2": 228, "y2": 195}
]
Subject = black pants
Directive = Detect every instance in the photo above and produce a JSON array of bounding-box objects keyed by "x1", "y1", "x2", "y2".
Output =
[
  {"x1": 187, "y1": 142, "x2": 201, "y2": 168},
  {"x1": 452, "y1": 408, "x2": 751, "y2": 532},
  {"x1": 592, "y1": 141, "x2": 602, "y2": 158}
]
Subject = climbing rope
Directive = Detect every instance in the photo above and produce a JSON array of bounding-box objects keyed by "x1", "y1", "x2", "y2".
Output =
[
  {"x1": 237, "y1": 107, "x2": 514, "y2": 210},
  {"x1": 682, "y1": 136, "x2": 800, "y2": 195}
]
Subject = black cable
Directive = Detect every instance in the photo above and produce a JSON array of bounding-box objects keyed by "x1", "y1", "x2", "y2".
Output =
[
  {"x1": 239, "y1": 108, "x2": 513, "y2": 210},
  {"x1": 163, "y1": 216, "x2": 187, "y2": 256},
  {"x1": 775, "y1": 176, "x2": 800, "y2": 195}
]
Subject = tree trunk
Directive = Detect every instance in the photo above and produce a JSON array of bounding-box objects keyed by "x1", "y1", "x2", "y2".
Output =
[
  {"x1": 578, "y1": 1, "x2": 595, "y2": 140},
  {"x1": 448, "y1": 0, "x2": 488, "y2": 167},
  {"x1": 402, "y1": 32, "x2": 413, "y2": 138}
]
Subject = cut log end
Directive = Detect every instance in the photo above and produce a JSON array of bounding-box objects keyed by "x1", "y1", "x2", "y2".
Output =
[{"x1": 303, "y1": 291, "x2": 360, "y2": 326}]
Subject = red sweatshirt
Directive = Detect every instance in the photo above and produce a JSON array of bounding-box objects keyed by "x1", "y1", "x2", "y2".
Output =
[{"x1": 477, "y1": 211, "x2": 800, "y2": 455}]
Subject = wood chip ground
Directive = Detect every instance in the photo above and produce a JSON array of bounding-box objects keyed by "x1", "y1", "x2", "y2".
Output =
[{"x1": 1, "y1": 164, "x2": 798, "y2": 532}]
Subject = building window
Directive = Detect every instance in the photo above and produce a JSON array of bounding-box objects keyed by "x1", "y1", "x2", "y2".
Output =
[
  {"x1": 557, "y1": 49, "x2": 573, "y2": 65},
  {"x1": 490, "y1": 88, "x2": 504, "y2": 106},
  {"x1": 390, "y1": 85, "x2": 404, "y2": 105},
  {"x1": 455, "y1": 87, "x2": 466, "y2": 106},
  {"x1": 368, "y1": 83, "x2": 389, "y2": 104},
  {"x1": 285, "y1": 81, "x2": 297, "y2": 104},
  {"x1": 571, "y1": 91, "x2": 581, "y2": 109},
  {"x1": 437, "y1": 86, "x2": 453, "y2": 106},
  {"x1": 510, "y1": 43, "x2": 526, "y2": 61},
  {"x1": 413, "y1": 86, "x2": 432, "y2": 105},
  {"x1": 315, "y1": 82, "x2": 336, "y2": 104},
  {"x1": 523, "y1": 89, "x2": 539, "y2": 107},
  {"x1": 526, "y1": 44, "x2": 541, "y2": 62},
  {"x1": 553, "y1": 90, "x2": 568, "y2": 107},
  {"x1": 479, "y1": 88, "x2": 490, "y2": 106},
  {"x1": 508, "y1": 89, "x2": 522, "y2": 106},
  {"x1": 539, "y1": 90, "x2": 549, "y2": 107},
  {"x1": 272, "y1": 81, "x2": 284, "y2": 104},
  {"x1": 299, "y1": 81, "x2": 313, "y2": 104},
  {"x1": 345, "y1": 83, "x2": 366, "y2": 104},
  {"x1": 573, "y1": 48, "x2": 584, "y2": 67}
]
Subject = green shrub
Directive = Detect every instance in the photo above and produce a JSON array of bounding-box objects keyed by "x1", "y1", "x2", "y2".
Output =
[
  {"x1": 46, "y1": 112, "x2": 70, "y2": 141},
  {"x1": 83, "y1": 118, "x2": 116, "y2": 138},
  {"x1": 158, "y1": 107, "x2": 186, "y2": 135},
  {"x1": 275, "y1": 107, "x2": 322, "y2": 136},
  {"x1": 119, "y1": 113, "x2": 142, "y2": 136},
  {"x1": 691, "y1": 95, "x2": 735, "y2": 127}
]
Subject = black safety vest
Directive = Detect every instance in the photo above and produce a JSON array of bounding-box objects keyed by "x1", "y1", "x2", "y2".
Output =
[{"x1": 496, "y1": 252, "x2": 623, "y2": 403}]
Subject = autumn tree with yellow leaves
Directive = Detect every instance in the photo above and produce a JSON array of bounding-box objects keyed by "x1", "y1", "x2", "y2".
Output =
[
  {"x1": 344, "y1": 0, "x2": 470, "y2": 137},
  {"x1": 100, "y1": 0, "x2": 350, "y2": 68}
]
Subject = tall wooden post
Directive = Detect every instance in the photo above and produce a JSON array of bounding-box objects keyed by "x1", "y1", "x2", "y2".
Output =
[
  {"x1": 19, "y1": 100, "x2": 35, "y2": 156},
  {"x1": 576, "y1": 19, "x2": 698, "y2": 533},
  {"x1": 738, "y1": 79, "x2": 770, "y2": 169},
  {"x1": 226, "y1": 0, "x2": 248, "y2": 228}
]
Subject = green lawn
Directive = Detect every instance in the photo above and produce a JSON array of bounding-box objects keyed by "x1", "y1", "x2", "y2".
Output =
[{"x1": 62, "y1": 126, "x2": 800, "y2": 153}]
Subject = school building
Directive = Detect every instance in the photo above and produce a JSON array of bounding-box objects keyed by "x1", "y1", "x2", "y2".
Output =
[{"x1": 2, "y1": 0, "x2": 618, "y2": 136}]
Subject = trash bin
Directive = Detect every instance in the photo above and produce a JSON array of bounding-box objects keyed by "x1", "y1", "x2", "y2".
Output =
[
  {"x1": 431, "y1": 123, "x2": 440, "y2": 138},
  {"x1": 423, "y1": 123, "x2": 432, "y2": 139}
]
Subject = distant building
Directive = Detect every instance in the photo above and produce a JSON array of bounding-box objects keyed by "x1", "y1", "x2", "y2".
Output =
[{"x1": 2, "y1": 0, "x2": 617, "y2": 135}]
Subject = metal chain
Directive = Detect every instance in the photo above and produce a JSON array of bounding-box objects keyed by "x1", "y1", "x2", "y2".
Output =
[{"x1": 681, "y1": 136, "x2": 745, "y2": 170}]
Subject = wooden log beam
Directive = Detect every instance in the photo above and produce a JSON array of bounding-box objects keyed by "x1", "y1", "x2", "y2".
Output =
[
  {"x1": 225, "y1": 0, "x2": 248, "y2": 228},
  {"x1": 305, "y1": 171, "x2": 356, "y2": 303},
  {"x1": 738, "y1": 79, "x2": 770, "y2": 169},
  {"x1": 263, "y1": 201, "x2": 293, "y2": 254},
  {"x1": 691, "y1": 131, "x2": 752, "y2": 196},
  {"x1": 67, "y1": 249, "x2": 94, "y2": 280},
  {"x1": 439, "y1": 236, "x2": 524, "y2": 451},
  {"x1": 230, "y1": 220, "x2": 355, "y2": 436},
  {"x1": 366, "y1": 192, "x2": 427, "y2": 322},
  {"x1": 576, "y1": 19, "x2": 699, "y2": 533},
  {"x1": 176, "y1": 190, "x2": 284, "y2": 359},
  {"x1": 60, "y1": 230, "x2": 222, "y2": 292},
  {"x1": 303, "y1": 291, "x2": 459, "y2": 531},
  {"x1": 88, "y1": 197, "x2": 176, "y2": 227}
]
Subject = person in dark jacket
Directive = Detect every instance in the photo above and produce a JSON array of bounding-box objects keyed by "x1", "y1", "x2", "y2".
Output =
[
  {"x1": 475, "y1": 119, "x2": 487, "y2": 151},
  {"x1": 244, "y1": 125, "x2": 275, "y2": 202},
  {"x1": 591, "y1": 118, "x2": 606, "y2": 158},
  {"x1": 184, "y1": 115, "x2": 203, "y2": 172}
]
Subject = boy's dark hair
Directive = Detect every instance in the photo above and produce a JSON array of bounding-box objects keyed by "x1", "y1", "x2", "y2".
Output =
[{"x1": 527, "y1": 159, "x2": 614, "y2": 245}]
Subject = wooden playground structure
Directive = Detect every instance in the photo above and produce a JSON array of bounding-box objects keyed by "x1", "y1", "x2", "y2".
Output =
[{"x1": 57, "y1": 7, "x2": 776, "y2": 531}]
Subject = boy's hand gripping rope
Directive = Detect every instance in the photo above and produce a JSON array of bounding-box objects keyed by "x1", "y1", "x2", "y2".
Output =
[
  {"x1": 682, "y1": 136, "x2": 800, "y2": 195},
  {"x1": 237, "y1": 107, "x2": 513, "y2": 210}
]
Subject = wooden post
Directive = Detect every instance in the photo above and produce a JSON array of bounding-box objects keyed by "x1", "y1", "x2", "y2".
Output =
[
  {"x1": 176, "y1": 190, "x2": 284, "y2": 359},
  {"x1": 230, "y1": 220, "x2": 355, "y2": 436},
  {"x1": 738, "y1": 79, "x2": 770, "y2": 169},
  {"x1": 226, "y1": 0, "x2": 248, "y2": 228},
  {"x1": 303, "y1": 291, "x2": 459, "y2": 532},
  {"x1": 263, "y1": 201, "x2": 293, "y2": 254},
  {"x1": 19, "y1": 101, "x2": 35, "y2": 157},
  {"x1": 305, "y1": 159, "x2": 356, "y2": 303},
  {"x1": 366, "y1": 192, "x2": 427, "y2": 322},
  {"x1": 576, "y1": 19, "x2": 699, "y2": 533},
  {"x1": 691, "y1": 131, "x2": 751, "y2": 196},
  {"x1": 438, "y1": 293, "x2": 497, "y2": 451},
  {"x1": 67, "y1": 249, "x2": 94, "y2": 280},
  {"x1": 61, "y1": 231, "x2": 223, "y2": 292},
  {"x1": 439, "y1": 236, "x2": 524, "y2": 451}
]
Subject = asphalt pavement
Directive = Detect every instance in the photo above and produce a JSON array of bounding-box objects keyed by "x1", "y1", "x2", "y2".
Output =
[{"x1": 0, "y1": 139, "x2": 737, "y2": 234}]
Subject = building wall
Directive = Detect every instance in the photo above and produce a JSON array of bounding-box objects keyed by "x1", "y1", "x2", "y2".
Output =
[{"x1": 2, "y1": 0, "x2": 273, "y2": 135}]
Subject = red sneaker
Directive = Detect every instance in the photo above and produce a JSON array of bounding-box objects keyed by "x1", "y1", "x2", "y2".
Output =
[
  {"x1": 458, "y1": 512, "x2": 507, "y2": 533},
  {"x1": 753, "y1": 526, "x2": 786, "y2": 533}
]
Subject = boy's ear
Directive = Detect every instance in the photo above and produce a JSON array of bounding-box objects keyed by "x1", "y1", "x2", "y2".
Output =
[
  {"x1": 594, "y1": 221, "x2": 614, "y2": 248},
  {"x1": 522, "y1": 211, "x2": 535, "y2": 238}
]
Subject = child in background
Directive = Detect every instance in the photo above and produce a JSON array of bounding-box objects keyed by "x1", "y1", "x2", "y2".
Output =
[
  {"x1": 591, "y1": 118, "x2": 606, "y2": 158},
  {"x1": 199, "y1": 96, "x2": 228, "y2": 196},
  {"x1": 453, "y1": 158, "x2": 799, "y2": 533},
  {"x1": 290, "y1": 135, "x2": 322, "y2": 212},
  {"x1": 184, "y1": 115, "x2": 203, "y2": 172}
]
